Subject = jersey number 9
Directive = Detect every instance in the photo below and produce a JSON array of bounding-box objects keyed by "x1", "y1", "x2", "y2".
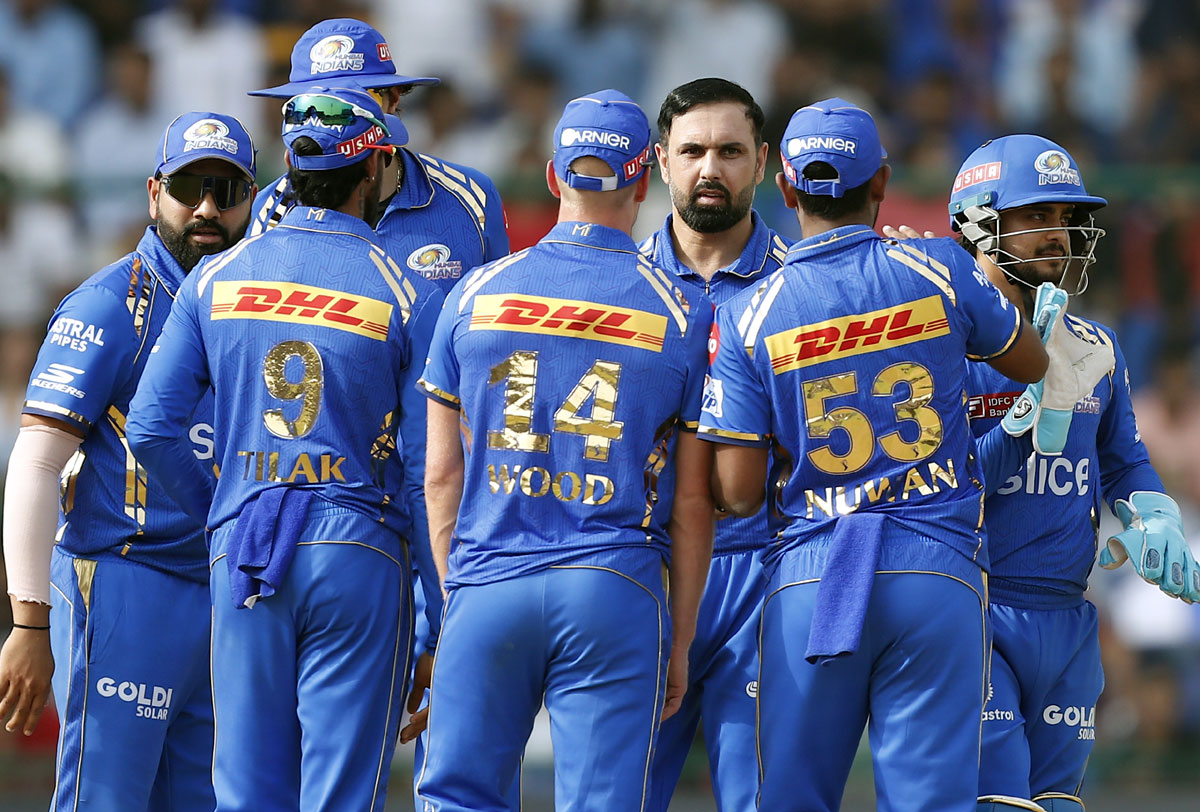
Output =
[{"x1": 262, "y1": 340, "x2": 325, "y2": 439}]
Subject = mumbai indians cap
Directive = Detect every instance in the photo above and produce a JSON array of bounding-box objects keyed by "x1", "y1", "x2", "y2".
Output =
[
  {"x1": 780, "y1": 98, "x2": 886, "y2": 197},
  {"x1": 552, "y1": 89, "x2": 653, "y2": 192},
  {"x1": 155, "y1": 111, "x2": 256, "y2": 180},
  {"x1": 248, "y1": 17, "x2": 439, "y2": 98},
  {"x1": 948, "y1": 134, "x2": 1107, "y2": 229},
  {"x1": 281, "y1": 87, "x2": 409, "y2": 171}
]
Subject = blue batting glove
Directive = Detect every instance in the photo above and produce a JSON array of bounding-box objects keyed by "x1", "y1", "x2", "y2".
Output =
[{"x1": 1100, "y1": 491, "x2": 1200, "y2": 603}]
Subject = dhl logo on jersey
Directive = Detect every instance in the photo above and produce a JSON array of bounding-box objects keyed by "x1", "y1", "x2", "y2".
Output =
[
  {"x1": 469, "y1": 294, "x2": 667, "y2": 352},
  {"x1": 765, "y1": 295, "x2": 950, "y2": 374},
  {"x1": 210, "y1": 281, "x2": 391, "y2": 341}
]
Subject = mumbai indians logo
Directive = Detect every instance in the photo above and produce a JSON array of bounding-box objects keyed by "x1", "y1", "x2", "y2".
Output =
[
  {"x1": 1033, "y1": 149, "x2": 1081, "y2": 187},
  {"x1": 309, "y1": 35, "x2": 364, "y2": 74},
  {"x1": 407, "y1": 243, "x2": 463, "y2": 281},
  {"x1": 183, "y1": 119, "x2": 238, "y2": 155}
]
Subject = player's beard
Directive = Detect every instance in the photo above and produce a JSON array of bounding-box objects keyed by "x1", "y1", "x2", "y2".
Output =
[
  {"x1": 673, "y1": 179, "x2": 754, "y2": 234},
  {"x1": 158, "y1": 216, "x2": 246, "y2": 272}
]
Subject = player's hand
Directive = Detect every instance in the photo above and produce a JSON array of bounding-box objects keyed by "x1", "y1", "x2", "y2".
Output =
[
  {"x1": 661, "y1": 643, "x2": 689, "y2": 722},
  {"x1": 399, "y1": 650, "x2": 434, "y2": 744},
  {"x1": 881, "y1": 224, "x2": 934, "y2": 240},
  {"x1": 0, "y1": 628, "x2": 54, "y2": 736},
  {"x1": 1101, "y1": 492, "x2": 1200, "y2": 603}
]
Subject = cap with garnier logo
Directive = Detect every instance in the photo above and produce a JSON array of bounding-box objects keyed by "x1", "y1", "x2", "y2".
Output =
[
  {"x1": 552, "y1": 89, "x2": 653, "y2": 192},
  {"x1": 282, "y1": 87, "x2": 409, "y2": 171},
  {"x1": 249, "y1": 18, "x2": 439, "y2": 98},
  {"x1": 155, "y1": 111, "x2": 256, "y2": 180},
  {"x1": 780, "y1": 98, "x2": 886, "y2": 198}
]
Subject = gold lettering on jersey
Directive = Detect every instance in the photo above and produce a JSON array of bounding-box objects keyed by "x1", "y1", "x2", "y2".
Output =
[
  {"x1": 801, "y1": 458, "x2": 959, "y2": 518},
  {"x1": 469, "y1": 294, "x2": 667, "y2": 352},
  {"x1": 765, "y1": 295, "x2": 951, "y2": 374},
  {"x1": 211, "y1": 281, "x2": 392, "y2": 340},
  {"x1": 236, "y1": 450, "x2": 347, "y2": 483},
  {"x1": 486, "y1": 463, "x2": 614, "y2": 505}
]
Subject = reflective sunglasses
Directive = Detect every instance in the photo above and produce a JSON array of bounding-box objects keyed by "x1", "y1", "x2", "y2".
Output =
[
  {"x1": 281, "y1": 93, "x2": 389, "y2": 135},
  {"x1": 161, "y1": 173, "x2": 253, "y2": 210}
]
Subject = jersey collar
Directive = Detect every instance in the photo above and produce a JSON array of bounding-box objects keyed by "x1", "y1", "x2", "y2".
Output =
[
  {"x1": 785, "y1": 224, "x2": 879, "y2": 263},
  {"x1": 277, "y1": 206, "x2": 382, "y2": 243},
  {"x1": 541, "y1": 221, "x2": 639, "y2": 253},
  {"x1": 650, "y1": 210, "x2": 775, "y2": 281},
  {"x1": 139, "y1": 226, "x2": 190, "y2": 296},
  {"x1": 386, "y1": 148, "x2": 436, "y2": 212}
]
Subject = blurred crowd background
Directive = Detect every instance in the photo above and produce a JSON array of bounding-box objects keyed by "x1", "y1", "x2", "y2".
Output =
[{"x1": 1, "y1": 0, "x2": 1199, "y2": 807}]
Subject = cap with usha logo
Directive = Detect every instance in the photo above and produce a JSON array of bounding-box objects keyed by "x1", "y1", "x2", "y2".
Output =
[
  {"x1": 780, "y1": 98, "x2": 886, "y2": 198},
  {"x1": 249, "y1": 17, "x2": 439, "y2": 98},
  {"x1": 552, "y1": 89, "x2": 653, "y2": 192},
  {"x1": 155, "y1": 111, "x2": 256, "y2": 179},
  {"x1": 281, "y1": 87, "x2": 409, "y2": 171}
]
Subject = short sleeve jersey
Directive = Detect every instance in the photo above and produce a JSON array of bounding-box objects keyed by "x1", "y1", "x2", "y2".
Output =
[
  {"x1": 247, "y1": 149, "x2": 508, "y2": 294},
  {"x1": 966, "y1": 316, "x2": 1163, "y2": 607},
  {"x1": 23, "y1": 228, "x2": 213, "y2": 583},
  {"x1": 700, "y1": 228, "x2": 1023, "y2": 571},
  {"x1": 419, "y1": 221, "x2": 713, "y2": 588}
]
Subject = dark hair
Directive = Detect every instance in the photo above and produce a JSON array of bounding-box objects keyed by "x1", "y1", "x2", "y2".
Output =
[
  {"x1": 658, "y1": 77, "x2": 765, "y2": 147},
  {"x1": 287, "y1": 136, "x2": 368, "y2": 210},
  {"x1": 794, "y1": 161, "x2": 872, "y2": 220}
]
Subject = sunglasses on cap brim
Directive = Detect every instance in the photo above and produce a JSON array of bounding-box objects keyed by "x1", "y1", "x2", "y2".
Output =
[
  {"x1": 161, "y1": 174, "x2": 253, "y2": 210},
  {"x1": 281, "y1": 93, "x2": 390, "y2": 135}
]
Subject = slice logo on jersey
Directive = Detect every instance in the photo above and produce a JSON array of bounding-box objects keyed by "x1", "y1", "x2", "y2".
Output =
[
  {"x1": 183, "y1": 119, "x2": 239, "y2": 155},
  {"x1": 996, "y1": 455, "x2": 1090, "y2": 497},
  {"x1": 309, "y1": 35, "x2": 364, "y2": 74},
  {"x1": 210, "y1": 280, "x2": 392, "y2": 340},
  {"x1": 764, "y1": 294, "x2": 950, "y2": 374},
  {"x1": 952, "y1": 161, "x2": 1002, "y2": 193},
  {"x1": 559, "y1": 127, "x2": 632, "y2": 152},
  {"x1": 96, "y1": 676, "x2": 173, "y2": 721},
  {"x1": 469, "y1": 294, "x2": 668, "y2": 352},
  {"x1": 1033, "y1": 149, "x2": 1082, "y2": 187},
  {"x1": 407, "y1": 243, "x2": 463, "y2": 281},
  {"x1": 49, "y1": 317, "x2": 105, "y2": 352},
  {"x1": 31, "y1": 363, "x2": 86, "y2": 399}
]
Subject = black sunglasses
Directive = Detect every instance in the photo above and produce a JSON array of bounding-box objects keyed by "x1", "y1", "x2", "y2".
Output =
[{"x1": 161, "y1": 174, "x2": 253, "y2": 210}]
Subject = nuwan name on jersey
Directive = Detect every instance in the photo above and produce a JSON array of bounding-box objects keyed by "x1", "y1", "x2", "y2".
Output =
[{"x1": 802, "y1": 458, "x2": 960, "y2": 519}]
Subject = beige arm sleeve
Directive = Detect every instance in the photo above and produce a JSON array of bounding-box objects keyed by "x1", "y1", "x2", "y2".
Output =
[{"x1": 3, "y1": 424, "x2": 83, "y2": 605}]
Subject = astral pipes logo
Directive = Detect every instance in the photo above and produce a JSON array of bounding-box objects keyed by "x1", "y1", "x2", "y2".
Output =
[
  {"x1": 96, "y1": 677, "x2": 173, "y2": 720},
  {"x1": 309, "y1": 35, "x2": 364, "y2": 74}
]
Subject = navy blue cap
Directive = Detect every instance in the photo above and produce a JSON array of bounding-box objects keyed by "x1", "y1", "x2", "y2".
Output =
[
  {"x1": 249, "y1": 18, "x2": 439, "y2": 99},
  {"x1": 552, "y1": 89, "x2": 653, "y2": 192},
  {"x1": 780, "y1": 98, "x2": 886, "y2": 197},
  {"x1": 155, "y1": 112, "x2": 256, "y2": 179}
]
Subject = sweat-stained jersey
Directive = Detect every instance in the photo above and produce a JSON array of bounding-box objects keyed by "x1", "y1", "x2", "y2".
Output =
[
  {"x1": 700, "y1": 228, "x2": 1023, "y2": 574},
  {"x1": 247, "y1": 148, "x2": 508, "y2": 293},
  {"x1": 639, "y1": 211, "x2": 789, "y2": 555},
  {"x1": 419, "y1": 221, "x2": 712, "y2": 588},
  {"x1": 967, "y1": 315, "x2": 1162, "y2": 608},
  {"x1": 23, "y1": 227, "x2": 213, "y2": 583}
]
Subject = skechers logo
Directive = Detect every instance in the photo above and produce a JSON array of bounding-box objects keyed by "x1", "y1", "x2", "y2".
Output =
[
  {"x1": 764, "y1": 295, "x2": 950, "y2": 374},
  {"x1": 211, "y1": 281, "x2": 391, "y2": 340},
  {"x1": 96, "y1": 677, "x2": 173, "y2": 720},
  {"x1": 469, "y1": 294, "x2": 667, "y2": 352},
  {"x1": 31, "y1": 363, "x2": 86, "y2": 399}
]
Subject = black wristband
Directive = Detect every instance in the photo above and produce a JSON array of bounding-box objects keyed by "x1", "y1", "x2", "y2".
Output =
[{"x1": 12, "y1": 623, "x2": 50, "y2": 630}]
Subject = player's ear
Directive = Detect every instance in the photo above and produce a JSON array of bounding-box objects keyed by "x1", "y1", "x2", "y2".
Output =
[
  {"x1": 755, "y1": 141, "x2": 769, "y2": 184},
  {"x1": 546, "y1": 160, "x2": 562, "y2": 200},
  {"x1": 633, "y1": 167, "x2": 651, "y2": 204},
  {"x1": 147, "y1": 175, "x2": 160, "y2": 220},
  {"x1": 775, "y1": 172, "x2": 798, "y2": 211},
  {"x1": 654, "y1": 142, "x2": 669, "y2": 183}
]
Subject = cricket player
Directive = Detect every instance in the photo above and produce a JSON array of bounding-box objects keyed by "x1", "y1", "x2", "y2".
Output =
[
  {"x1": 125, "y1": 88, "x2": 443, "y2": 812},
  {"x1": 638, "y1": 76, "x2": 787, "y2": 812},
  {"x1": 246, "y1": 17, "x2": 509, "y2": 294},
  {"x1": 700, "y1": 98, "x2": 1049, "y2": 812},
  {"x1": 415, "y1": 89, "x2": 715, "y2": 812},
  {"x1": 944, "y1": 134, "x2": 1200, "y2": 812},
  {"x1": 0, "y1": 111, "x2": 257, "y2": 811}
]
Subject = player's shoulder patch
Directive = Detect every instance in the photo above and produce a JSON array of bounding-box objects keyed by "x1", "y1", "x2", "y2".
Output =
[
  {"x1": 416, "y1": 152, "x2": 492, "y2": 233},
  {"x1": 734, "y1": 269, "x2": 787, "y2": 349},
  {"x1": 456, "y1": 247, "x2": 534, "y2": 313},
  {"x1": 767, "y1": 233, "x2": 790, "y2": 267},
  {"x1": 634, "y1": 254, "x2": 691, "y2": 337},
  {"x1": 636, "y1": 232, "x2": 658, "y2": 259}
]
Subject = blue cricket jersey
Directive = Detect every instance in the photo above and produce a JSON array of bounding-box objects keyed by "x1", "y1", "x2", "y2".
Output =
[
  {"x1": 126, "y1": 206, "x2": 444, "y2": 612},
  {"x1": 23, "y1": 228, "x2": 213, "y2": 584},
  {"x1": 639, "y1": 210, "x2": 789, "y2": 555},
  {"x1": 967, "y1": 315, "x2": 1162, "y2": 608},
  {"x1": 247, "y1": 148, "x2": 508, "y2": 293},
  {"x1": 700, "y1": 228, "x2": 1024, "y2": 574},
  {"x1": 419, "y1": 221, "x2": 713, "y2": 588}
]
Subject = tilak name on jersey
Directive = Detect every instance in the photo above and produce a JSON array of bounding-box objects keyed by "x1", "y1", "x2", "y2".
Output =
[
  {"x1": 210, "y1": 281, "x2": 392, "y2": 341},
  {"x1": 765, "y1": 295, "x2": 950, "y2": 374},
  {"x1": 468, "y1": 293, "x2": 667, "y2": 352}
]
